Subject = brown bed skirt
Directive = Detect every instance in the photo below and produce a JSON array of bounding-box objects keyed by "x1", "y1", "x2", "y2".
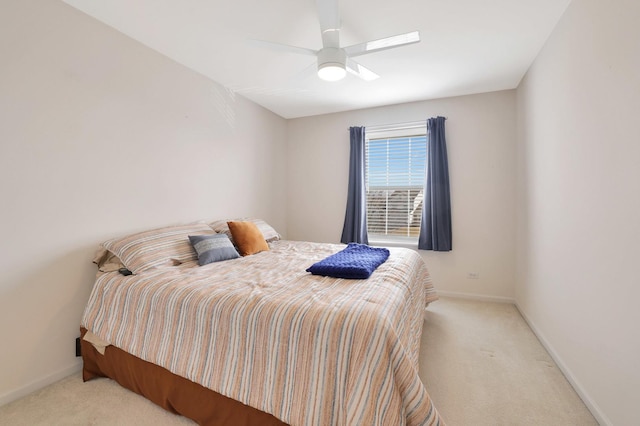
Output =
[{"x1": 80, "y1": 328, "x2": 288, "y2": 426}]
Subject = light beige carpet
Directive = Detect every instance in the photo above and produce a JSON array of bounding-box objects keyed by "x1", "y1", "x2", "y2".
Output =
[
  {"x1": 0, "y1": 297, "x2": 598, "y2": 425},
  {"x1": 421, "y1": 298, "x2": 598, "y2": 425}
]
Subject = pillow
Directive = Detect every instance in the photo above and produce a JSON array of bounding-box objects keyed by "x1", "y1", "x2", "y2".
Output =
[
  {"x1": 226, "y1": 221, "x2": 269, "y2": 256},
  {"x1": 188, "y1": 234, "x2": 240, "y2": 266},
  {"x1": 102, "y1": 223, "x2": 214, "y2": 274},
  {"x1": 92, "y1": 248, "x2": 125, "y2": 273},
  {"x1": 209, "y1": 218, "x2": 281, "y2": 244}
]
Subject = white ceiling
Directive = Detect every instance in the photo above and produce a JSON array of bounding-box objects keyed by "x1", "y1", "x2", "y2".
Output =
[{"x1": 63, "y1": 0, "x2": 571, "y2": 119}]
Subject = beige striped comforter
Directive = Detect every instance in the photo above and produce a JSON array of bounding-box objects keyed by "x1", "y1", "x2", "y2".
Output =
[{"x1": 82, "y1": 240, "x2": 442, "y2": 426}]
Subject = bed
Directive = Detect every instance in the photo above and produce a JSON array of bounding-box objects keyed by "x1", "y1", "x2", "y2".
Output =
[{"x1": 80, "y1": 219, "x2": 443, "y2": 425}]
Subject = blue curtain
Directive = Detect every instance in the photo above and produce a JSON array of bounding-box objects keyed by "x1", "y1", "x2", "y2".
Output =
[
  {"x1": 341, "y1": 126, "x2": 369, "y2": 244},
  {"x1": 419, "y1": 117, "x2": 452, "y2": 251}
]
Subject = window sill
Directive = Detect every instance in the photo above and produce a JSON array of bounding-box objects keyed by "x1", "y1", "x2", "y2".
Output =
[{"x1": 368, "y1": 238, "x2": 419, "y2": 250}]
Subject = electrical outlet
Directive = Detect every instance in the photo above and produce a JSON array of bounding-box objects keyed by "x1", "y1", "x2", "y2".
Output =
[{"x1": 467, "y1": 272, "x2": 480, "y2": 280}]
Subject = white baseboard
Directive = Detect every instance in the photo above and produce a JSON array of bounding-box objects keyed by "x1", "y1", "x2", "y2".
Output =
[
  {"x1": 0, "y1": 360, "x2": 82, "y2": 407},
  {"x1": 515, "y1": 303, "x2": 611, "y2": 426},
  {"x1": 436, "y1": 290, "x2": 515, "y2": 304}
]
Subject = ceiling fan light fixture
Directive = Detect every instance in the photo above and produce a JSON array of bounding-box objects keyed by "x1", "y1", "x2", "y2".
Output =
[
  {"x1": 318, "y1": 63, "x2": 347, "y2": 81},
  {"x1": 317, "y1": 47, "x2": 347, "y2": 81}
]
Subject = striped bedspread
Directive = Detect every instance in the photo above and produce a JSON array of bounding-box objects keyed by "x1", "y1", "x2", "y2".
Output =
[{"x1": 82, "y1": 240, "x2": 442, "y2": 426}]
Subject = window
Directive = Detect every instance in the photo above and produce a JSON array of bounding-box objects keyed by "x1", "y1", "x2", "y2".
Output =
[{"x1": 365, "y1": 125, "x2": 427, "y2": 242}]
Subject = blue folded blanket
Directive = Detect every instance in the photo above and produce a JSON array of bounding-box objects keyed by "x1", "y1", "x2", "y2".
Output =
[{"x1": 306, "y1": 243, "x2": 390, "y2": 279}]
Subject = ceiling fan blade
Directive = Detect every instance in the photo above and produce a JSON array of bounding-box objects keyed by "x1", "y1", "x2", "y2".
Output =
[
  {"x1": 316, "y1": 0, "x2": 340, "y2": 32},
  {"x1": 344, "y1": 31, "x2": 420, "y2": 58},
  {"x1": 316, "y1": 0, "x2": 340, "y2": 47},
  {"x1": 248, "y1": 39, "x2": 317, "y2": 57},
  {"x1": 346, "y1": 58, "x2": 379, "y2": 81}
]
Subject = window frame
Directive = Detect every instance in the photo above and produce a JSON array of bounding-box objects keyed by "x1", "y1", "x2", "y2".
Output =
[{"x1": 364, "y1": 124, "x2": 427, "y2": 246}]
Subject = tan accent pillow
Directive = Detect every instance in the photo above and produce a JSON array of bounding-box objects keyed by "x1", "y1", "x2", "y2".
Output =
[
  {"x1": 227, "y1": 221, "x2": 269, "y2": 256},
  {"x1": 92, "y1": 248, "x2": 125, "y2": 272}
]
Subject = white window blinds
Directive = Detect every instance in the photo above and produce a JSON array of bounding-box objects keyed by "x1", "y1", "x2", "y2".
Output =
[{"x1": 365, "y1": 127, "x2": 427, "y2": 239}]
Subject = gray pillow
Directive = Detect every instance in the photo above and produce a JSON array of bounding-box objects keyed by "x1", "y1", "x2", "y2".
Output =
[{"x1": 188, "y1": 234, "x2": 240, "y2": 266}]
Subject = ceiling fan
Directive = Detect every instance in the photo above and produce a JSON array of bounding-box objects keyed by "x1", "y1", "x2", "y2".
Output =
[{"x1": 252, "y1": 0, "x2": 420, "y2": 82}]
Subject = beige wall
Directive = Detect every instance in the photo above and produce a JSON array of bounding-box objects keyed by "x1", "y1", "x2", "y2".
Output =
[
  {"x1": 287, "y1": 90, "x2": 517, "y2": 301},
  {"x1": 0, "y1": 0, "x2": 287, "y2": 404},
  {"x1": 516, "y1": 0, "x2": 640, "y2": 424}
]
